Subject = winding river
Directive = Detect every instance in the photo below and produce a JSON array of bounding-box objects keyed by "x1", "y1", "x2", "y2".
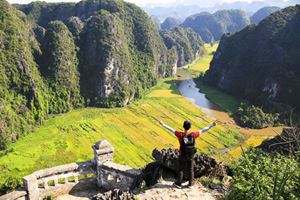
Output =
[
  {"x1": 178, "y1": 71, "x2": 219, "y2": 114},
  {"x1": 176, "y1": 68, "x2": 282, "y2": 143}
]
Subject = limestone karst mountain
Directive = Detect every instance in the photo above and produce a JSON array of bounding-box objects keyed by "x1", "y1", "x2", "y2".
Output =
[
  {"x1": 205, "y1": 5, "x2": 300, "y2": 115},
  {"x1": 0, "y1": 0, "x2": 181, "y2": 149},
  {"x1": 161, "y1": 17, "x2": 181, "y2": 30},
  {"x1": 182, "y1": 9, "x2": 251, "y2": 43},
  {"x1": 161, "y1": 27, "x2": 203, "y2": 67}
]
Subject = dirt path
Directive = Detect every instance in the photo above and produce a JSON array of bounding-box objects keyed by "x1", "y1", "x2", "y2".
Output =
[
  {"x1": 136, "y1": 181, "x2": 221, "y2": 200},
  {"x1": 55, "y1": 181, "x2": 221, "y2": 200}
]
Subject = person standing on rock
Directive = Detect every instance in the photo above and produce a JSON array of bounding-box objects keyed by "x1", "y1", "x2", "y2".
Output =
[{"x1": 158, "y1": 120, "x2": 217, "y2": 188}]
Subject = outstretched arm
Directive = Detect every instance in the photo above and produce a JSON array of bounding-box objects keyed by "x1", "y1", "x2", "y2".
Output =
[
  {"x1": 199, "y1": 121, "x2": 217, "y2": 134},
  {"x1": 158, "y1": 120, "x2": 176, "y2": 134}
]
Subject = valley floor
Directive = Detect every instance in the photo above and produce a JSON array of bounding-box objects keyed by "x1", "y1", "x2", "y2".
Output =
[
  {"x1": 0, "y1": 43, "x2": 282, "y2": 193},
  {"x1": 0, "y1": 76, "x2": 241, "y2": 188}
]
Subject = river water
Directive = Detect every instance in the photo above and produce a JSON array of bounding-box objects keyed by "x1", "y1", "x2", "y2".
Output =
[
  {"x1": 177, "y1": 70, "x2": 219, "y2": 116},
  {"x1": 176, "y1": 69, "x2": 283, "y2": 137}
]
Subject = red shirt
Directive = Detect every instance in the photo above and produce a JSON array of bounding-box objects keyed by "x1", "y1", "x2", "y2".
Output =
[{"x1": 175, "y1": 130, "x2": 200, "y2": 156}]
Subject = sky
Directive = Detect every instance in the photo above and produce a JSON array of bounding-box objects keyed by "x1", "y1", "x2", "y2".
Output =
[{"x1": 7, "y1": 0, "x2": 263, "y2": 6}]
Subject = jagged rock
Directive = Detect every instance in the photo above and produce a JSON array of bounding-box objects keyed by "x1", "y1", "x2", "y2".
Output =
[
  {"x1": 152, "y1": 148, "x2": 218, "y2": 177},
  {"x1": 134, "y1": 162, "x2": 164, "y2": 188},
  {"x1": 258, "y1": 127, "x2": 300, "y2": 155},
  {"x1": 92, "y1": 189, "x2": 134, "y2": 200},
  {"x1": 65, "y1": 16, "x2": 84, "y2": 39},
  {"x1": 135, "y1": 148, "x2": 231, "y2": 188},
  {"x1": 33, "y1": 25, "x2": 46, "y2": 44}
]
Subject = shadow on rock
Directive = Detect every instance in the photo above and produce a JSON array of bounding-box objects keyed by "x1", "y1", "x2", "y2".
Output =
[{"x1": 134, "y1": 148, "x2": 232, "y2": 188}]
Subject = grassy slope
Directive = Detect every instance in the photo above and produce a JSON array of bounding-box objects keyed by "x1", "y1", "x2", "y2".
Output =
[{"x1": 0, "y1": 78, "x2": 242, "y2": 185}]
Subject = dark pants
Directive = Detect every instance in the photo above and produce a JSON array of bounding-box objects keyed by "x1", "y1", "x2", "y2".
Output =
[{"x1": 175, "y1": 155, "x2": 194, "y2": 186}]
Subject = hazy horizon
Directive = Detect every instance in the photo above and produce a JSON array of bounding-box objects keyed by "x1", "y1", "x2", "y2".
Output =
[{"x1": 6, "y1": 0, "x2": 284, "y2": 7}]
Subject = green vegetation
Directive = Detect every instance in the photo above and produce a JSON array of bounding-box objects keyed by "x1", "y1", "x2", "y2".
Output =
[
  {"x1": 0, "y1": 78, "x2": 242, "y2": 194},
  {"x1": 194, "y1": 78, "x2": 280, "y2": 128},
  {"x1": 1, "y1": 0, "x2": 179, "y2": 150},
  {"x1": 161, "y1": 17, "x2": 180, "y2": 30},
  {"x1": 0, "y1": 175, "x2": 22, "y2": 195},
  {"x1": 190, "y1": 43, "x2": 240, "y2": 116},
  {"x1": 225, "y1": 148, "x2": 300, "y2": 200},
  {"x1": 161, "y1": 27, "x2": 203, "y2": 67},
  {"x1": 0, "y1": 0, "x2": 49, "y2": 149},
  {"x1": 189, "y1": 43, "x2": 218, "y2": 73},
  {"x1": 182, "y1": 9, "x2": 250, "y2": 43},
  {"x1": 235, "y1": 104, "x2": 280, "y2": 129},
  {"x1": 194, "y1": 78, "x2": 240, "y2": 116},
  {"x1": 41, "y1": 20, "x2": 83, "y2": 113},
  {"x1": 204, "y1": 6, "x2": 300, "y2": 121}
]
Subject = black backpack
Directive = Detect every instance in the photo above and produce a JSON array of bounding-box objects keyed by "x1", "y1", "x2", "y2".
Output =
[{"x1": 181, "y1": 132, "x2": 196, "y2": 158}]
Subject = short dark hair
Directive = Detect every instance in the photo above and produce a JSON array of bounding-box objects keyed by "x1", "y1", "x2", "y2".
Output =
[{"x1": 183, "y1": 120, "x2": 191, "y2": 130}]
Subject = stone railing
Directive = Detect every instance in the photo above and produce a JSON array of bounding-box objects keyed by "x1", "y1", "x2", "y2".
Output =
[
  {"x1": 0, "y1": 140, "x2": 141, "y2": 200},
  {"x1": 93, "y1": 140, "x2": 141, "y2": 191},
  {"x1": 24, "y1": 161, "x2": 96, "y2": 199},
  {"x1": 0, "y1": 190, "x2": 27, "y2": 200}
]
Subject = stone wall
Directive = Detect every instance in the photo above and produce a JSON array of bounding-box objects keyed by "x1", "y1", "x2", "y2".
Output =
[
  {"x1": 0, "y1": 190, "x2": 27, "y2": 200},
  {"x1": 24, "y1": 161, "x2": 96, "y2": 199},
  {"x1": 93, "y1": 140, "x2": 141, "y2": 191},
  {"x1": 0, "y1": 140, "x2": 141, "y2": 200}
]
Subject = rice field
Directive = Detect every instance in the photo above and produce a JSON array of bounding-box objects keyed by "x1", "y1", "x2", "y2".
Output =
[
  {"x1": 0, "y1": 77, "x2": 242, "y2": 187},
  {"x1": 188, "y1": 43, "x2": 218, "y2": 73}
]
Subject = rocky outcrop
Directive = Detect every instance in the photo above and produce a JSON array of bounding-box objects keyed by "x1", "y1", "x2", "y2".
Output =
[
  {"x1": 65, "y1": 16, "x2": 84, "y2": 40},
  {"x1": 161, "y1": 27, "x2": 203, "y2": 67},
  {"x1": 258, "y1": 127, "x2": 300, "y2": 155},
  {"x1": 182, "y1": 9, "x2": 250, "y2": 43},
  {"x1": 137, "y1": 149, "x2": 232, "y2": 187},
  {"x1": 205, "y1": 5, "x2": 300, "y2": 114},
  {"x1": 152, "y1": 149, "x2": 218, "y2": 177},
  {"x1": 41, "y1": 20, "x2": 82, "y2": 113},
  {"x1": 92, "y1": 190, "x2": 134, "y2": 200}
]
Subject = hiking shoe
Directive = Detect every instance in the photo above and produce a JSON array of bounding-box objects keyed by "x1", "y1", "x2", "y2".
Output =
[
  {"x1": 173, "y1": 182, "x2": 182, "y2": 189},
  {"x1": 188, "y1": 184, "x2": 195, "y2": 189},
  {"x1": 188, "y1": 182, "x2": 195, "y2": 189}
]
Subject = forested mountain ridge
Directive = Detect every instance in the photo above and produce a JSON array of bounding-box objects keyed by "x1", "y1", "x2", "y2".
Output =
[
  {"x1": 182, "y1": 9, "x2": 251, "y2": 43},
  {"x1": 161, "y1": 27, "x2": 203, "y2": 67},
  {"x1": 0, "y1": 0, "x2": 50, "y2": 149},
  {"x1": 0, "y1": 0, "x2": 179, "y2": 149},
  {"x1": 251, "y1": 6, "x2": 281, "y2": 24},
  {"x1": 16, "y1": 0, "x2": 177, "y2": 106},
  {"x1": 205, "y1": 5, "x2": 300, "y2": 118},
  {"x1": 161, "y1": 17, "x2": 181, "y2": 30}
]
